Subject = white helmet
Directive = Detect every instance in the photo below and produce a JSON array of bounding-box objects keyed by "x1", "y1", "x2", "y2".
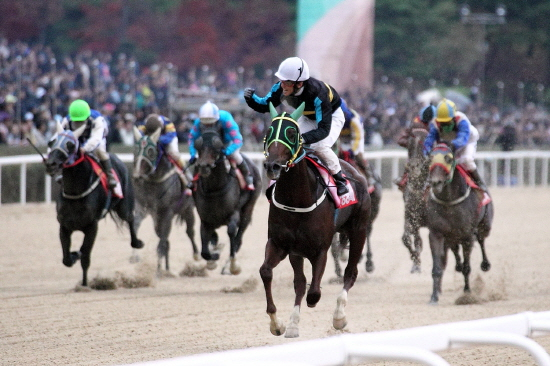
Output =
[
  {"x1": 199, "y1": 101, "x2": 220, "y2": 124},
  {"x1": 274, "y1": 57, "x2": 310, "y2": 82}
]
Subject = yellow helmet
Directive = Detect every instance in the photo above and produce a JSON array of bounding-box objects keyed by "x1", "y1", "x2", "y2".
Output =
[{"x1": 435, "y1": 98, "x2": 456, "y2": 123}]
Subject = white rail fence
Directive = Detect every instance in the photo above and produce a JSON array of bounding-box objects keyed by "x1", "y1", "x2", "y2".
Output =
[
  {"x1": 0, "y1": 150, "x2": 549, "y2": 205},
  {"x1": 118, "y1": 311, "x2": 550, "y2": 366}
]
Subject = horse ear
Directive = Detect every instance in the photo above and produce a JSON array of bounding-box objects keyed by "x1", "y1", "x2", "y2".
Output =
[
  {"x1": 269, "y1": 102, "x2": 278, "y2": 119},
  {"x1": 73, "y1": 123, "x2": 87, "y2": 139},
  {"x1": 133, "y1": 126, "x2": 142, "y2": 142},
  {"x1": 56, "y1": 120, "x2": 64, "y2": 134},
  {"x1": 150, "y1": 127, "x2": 161, "y2": 143},
  {"x1": 290, "y1": 102, "x2": 305, "y2": 121}
]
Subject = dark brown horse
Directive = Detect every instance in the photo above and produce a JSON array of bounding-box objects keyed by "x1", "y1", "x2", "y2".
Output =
[
  {"x1": 426, "y1": 142, "x2": 493, "y2": 304},
  {"x1": 401, "y1": 124, "x2": 430, "y2": 273},
  {"x1": 192, "y1": 127, "x2": 261, "y2": 274},
  {"x1": 260, "y1": 103, "x2": 371, "y2": 337},
  {"x1": 45, "y1": 122, "x2": 144, "y2": 287},
  {"x1": 331, "y1": 149, "x2": 382, "y2": 277}
]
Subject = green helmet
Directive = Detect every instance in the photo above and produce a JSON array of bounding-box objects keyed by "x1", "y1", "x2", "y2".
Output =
[{"x1": 69, "y1": 99, "x2": 91, "y2": 122}]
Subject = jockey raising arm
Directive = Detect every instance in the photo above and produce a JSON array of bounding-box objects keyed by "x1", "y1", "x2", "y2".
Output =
[
  {"x1": 60, "y1": 99, "x2": 117, "y2": 189},
  {"x1": 243, "y1": 56, "x2": 349, "y2": 196},
  {"x1": 423, "y1": 98, "x2": 488, "y2": 193},
  {"x1": 188, "y1": 101, "x2": 254, "y2": 190}
]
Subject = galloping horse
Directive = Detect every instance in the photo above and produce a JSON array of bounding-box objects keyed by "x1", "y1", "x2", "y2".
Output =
[
  {"x1": 261, "y1": 103, "x2": 371, "y2": 337},
  {"x1": 401, "y1": 124, "x2": 430, "y2": 273},
  {"x1": 45, "y1": 122, "x2": 144, "y2": 287},
  {"x1": 132, "y1": 126, "x2": 199, "y2": 274},
  {"x1": 331, "y1": 148, "x2": 382, "y2": 277},
  {"x1": 192, "y1": 126, "x2": 261, "y2": 274},
  {"x1": 426, "y1": 142, "x2": 493, "y2": 304}
]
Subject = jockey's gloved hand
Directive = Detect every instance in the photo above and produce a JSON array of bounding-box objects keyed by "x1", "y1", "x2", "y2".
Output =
[
  {"x1": 244, "y1": 88, "x2": 255, "y2": 101},
  {"x1": 188, "y1": 156, "x2": 197, "y2": 165}
]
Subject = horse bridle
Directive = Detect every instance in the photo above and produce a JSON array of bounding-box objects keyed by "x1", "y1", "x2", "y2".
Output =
[{"x1": 263, "y1": 112, "x2": 305, "y2": 170}]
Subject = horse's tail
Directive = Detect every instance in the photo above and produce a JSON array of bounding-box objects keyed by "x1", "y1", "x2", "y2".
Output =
[{"x1": 108, "y1": 211, "x2": 126, "y2": 232}]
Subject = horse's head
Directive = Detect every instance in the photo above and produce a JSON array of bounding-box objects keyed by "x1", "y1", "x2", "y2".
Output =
[
  {"x1": 428, "y1": 142, "x2": 456, "y2": 192},
  {"x1": 133, "y1": 126, "x2": 161, "y2": 178},
  {"x1": 263, "y1": 102, "x2": 305, "y2": 180},
  {"x1": 407, "y1": 126, "x2": 430, "y2": 186},
  {"x1": 195, "y1": 128, "x2": 225, "y2": 177},
  {"x1": 45, "y1": 121, "x2": 85, "y2": 176}
]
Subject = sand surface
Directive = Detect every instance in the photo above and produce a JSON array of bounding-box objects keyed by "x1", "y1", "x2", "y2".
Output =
[{"x1": 1, "y1": 187, "x2": 550, "y2": 365}]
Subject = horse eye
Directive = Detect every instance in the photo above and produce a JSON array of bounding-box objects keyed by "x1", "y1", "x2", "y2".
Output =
[
  {"x1": 444, "y1": 155, "x2": 453, "y2": 164},
  {"x1": 66, "y1": 140, "x2": 75, "y2": 152},
  {"x1": 285, "y1": 128, "x2": 296, "y2": 144},
  {"x1": 145, "y1": 146, "x2": 156, "y2": 159}
]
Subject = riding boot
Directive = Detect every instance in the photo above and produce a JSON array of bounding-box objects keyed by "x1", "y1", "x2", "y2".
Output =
[
  {"x1": 100, "y1": 158, "x2": 118, "y2": 190},
  {"x1": 174, "y1": 156, "x2": 192, "y2": 196},
  {"x1": 332, "y1": 171, "x2": 349, "y2": 196},
  {"x1": 355, "y1": 155, "x2": 375, "y2": 186},
  {"x1": 469, "y1": 169, "x2": 488, "y2": 193},
  {"x1": 237, "y1": 161, "x2": 255, "y2": 190}
]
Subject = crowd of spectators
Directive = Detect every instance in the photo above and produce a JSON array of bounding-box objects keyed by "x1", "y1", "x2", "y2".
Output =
[{"x1": 1, "y1": 36, "x2": 549, "y2": 153}]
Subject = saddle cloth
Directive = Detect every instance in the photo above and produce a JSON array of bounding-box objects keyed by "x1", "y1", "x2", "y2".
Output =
[
  {"x1": 456, "y1": 165, "x2": 491, "y2": 206},
  {"x1": 87, "y1": 156, "x2": 124, "y2": 199},
  {"x1": 265, "y1": 155, "x2": 358, "y2": 209}
]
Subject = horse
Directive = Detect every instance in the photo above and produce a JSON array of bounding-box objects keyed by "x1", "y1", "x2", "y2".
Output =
[
  {"x1": 261, "y1": 102, "x2": 371, "y2": 338},
  {"x1": 132, "y1": 126, "x2": 199, "y2": 274},
  {"x1": 426, "y1": 142, "x2": 493, "y2": 304},
  {"x1": 401, "y1": 124, "x2": 430, "y2": 273},
  {"x1": 45, "y1": 122, "x2": 144, "y2": 288},
  {"x1": 331, "y1": 148, "x2": 382, "y2": 278},
  {"x1": 192, "y1": 126, "x2": 261, "y2": 274}
]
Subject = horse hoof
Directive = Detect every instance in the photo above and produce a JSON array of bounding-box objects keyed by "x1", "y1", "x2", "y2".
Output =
[
  {"x1": 284, "y1": 326, "x2": 299, "y2": 338},
  {"x1": 193, "y1": 253, "x2": 200, "y2": 261},
  {"x1": 201, "y1": 252, "x2": 219, "y2": 261},
  {"x1": 131, "y1": 239, "x2": 144, "y2": 249},
  {"x1": 333, "y1": 317, "x2": 347, "y2": 330},
  {"x1": 410, "y1": 264, "x2": 421, "y2": 273},
  {"x1": 365, "y1": 261, "x2": 374, "y2": 273},
  {"x1": 230, "y1": 262, "x2": 242, "y2": 275},
  {"x1": 481, "y1": 261, "x2": 491, "y2": 272},
  {"x1": 206, "y1": 260, "x2": 217, "y2": 270}
]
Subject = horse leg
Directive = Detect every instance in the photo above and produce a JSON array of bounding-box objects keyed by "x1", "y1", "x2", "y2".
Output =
[
  {"x1": 307, "y1": 251, "x2": 327, "y2": 308},
  {"x1": 412, "y1": 228, "x2": 423, "y2": 273},
  {"x1": 451, "y1": 244, "x2": 463, "y2": 272},
  {"x1": 402, "y1": 220, "x2": 419, "y2": 273},
  {"x1": 461, "y1": 241, "x2": 473, "y2": 293},
  {"x1": 478, "y1": 237, "x2": 491, "y2": 272},
  {"x1": 130, "y1": 203, "x2": 147, "y2": 263},
  {"x1": 184, "y1": 208, "x2": 200, "y2": 261},
  {"x1": 334, "y1": 228, "x2": 365, "y2": 330},
  {"x1": 259, "y1": 238, "x2": 288, "y2": 336},
  {"x1": 224, "y1": 212, "x2": 241, "y2": 275},
  {"x1": 60, "y1": 226, "x2": 80, "y2": 268},
  {"x1": 330, "y1": 234, "x2": 342, "y2": 278},
  {"x1": 364, "y1": 223, "x2": 375, "y2": 273},
  {"x1": 154, "y1": 214, "x2": 172, "y2": 273},
  {"x1": 429, "y1": 231, "x2": 445, "y2": 304},
  {"x1": 285, "y1": 254, "x2": 306, "y2": 338},
  {"x1": 79, "y1": 222, "x2": 98, "y2": 287},
  {"x1": 200, "y1": 223, "x2": 219, "y2": 262}
]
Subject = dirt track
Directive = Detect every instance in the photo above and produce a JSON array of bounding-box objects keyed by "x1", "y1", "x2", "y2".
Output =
[{"x1": 1, "y1": 187, "x2": 550, "y2": 366}]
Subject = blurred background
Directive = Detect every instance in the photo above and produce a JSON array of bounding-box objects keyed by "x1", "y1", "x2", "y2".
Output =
[{"x1": 0, "y1": 0, "x2": 548, "y2": 154}]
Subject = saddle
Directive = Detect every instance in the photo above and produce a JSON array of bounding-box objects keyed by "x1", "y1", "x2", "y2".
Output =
[
  {"x1": 456, "y1": 165, "x2": 491, "y2": 206},
  {"x1": 86, "y1": 155, "x2": 124, "y2": 199},
  {"x1": 265, "y1": 154, "x2": 358, "y2": 209}
]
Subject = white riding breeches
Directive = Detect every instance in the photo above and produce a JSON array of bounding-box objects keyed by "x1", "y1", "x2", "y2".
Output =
[
  {"x1": 297, "y1": 107, "x2": 345, "y2": 175},
  {"x1": 456, "y1": 141, "x2": 477, "y2": 171}
]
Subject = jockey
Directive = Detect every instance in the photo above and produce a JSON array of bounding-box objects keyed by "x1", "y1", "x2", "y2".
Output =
[
  {"x1": 423, "y1": 98, "x2": 488, "y2": 193},
  {"x1": 138, "y1": 113, "x2": 192, "y2": 195},
  {"x1": 339, "y1": 98, "x2": 375, "y2": 186},
  {"x1": 61, "y1": 99, "x2": 117, "y2": 190},
  {"x1": 244, "y1": 56, "x2": 348, "y2": 195},
  {"x1": 393, "y1": 104, "x2": 435, "y2": 191},
  {"x1": 188, "y1": 101, "x2": 255, "y2": 190}
]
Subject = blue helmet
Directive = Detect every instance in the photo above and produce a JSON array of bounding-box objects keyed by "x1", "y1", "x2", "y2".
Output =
[{"x1": 419, "y1": 104, "x2": 436, "y2": 124}]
